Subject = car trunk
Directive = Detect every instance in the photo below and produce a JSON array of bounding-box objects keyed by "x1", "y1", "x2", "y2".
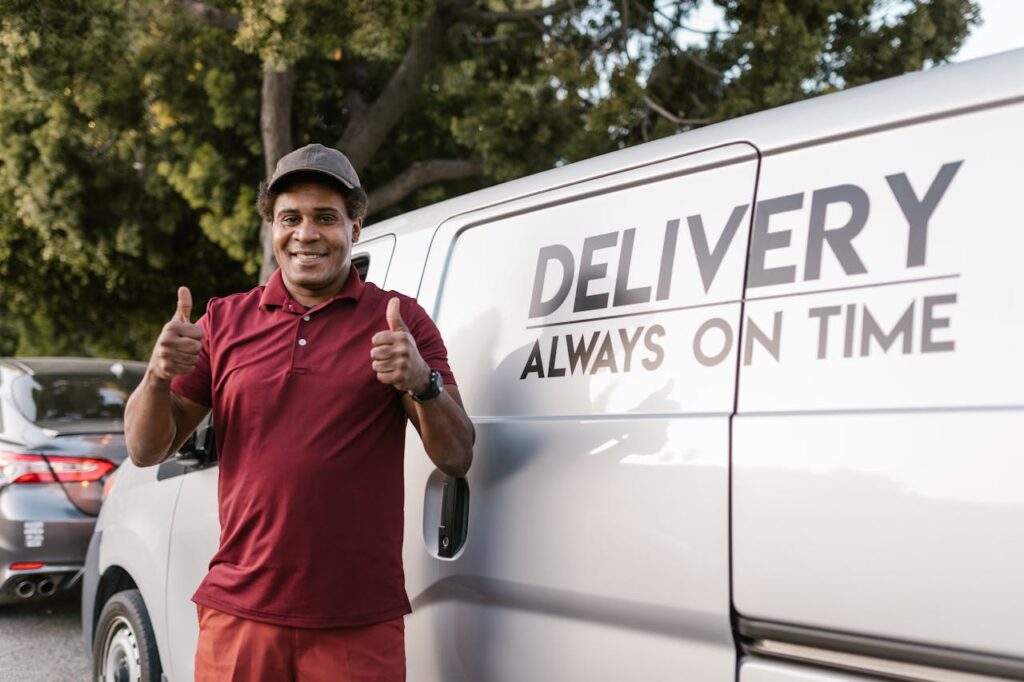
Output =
[{"x1": 9, "y1": 364, "x2": 142, "y2": 517}]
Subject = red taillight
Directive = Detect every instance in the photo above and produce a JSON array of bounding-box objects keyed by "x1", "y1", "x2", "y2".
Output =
[
  {"x1": 10, "y1": 562, "x2": 44, "y2": 570},
  {"x1": 0, "y1": 452, "x2": 115, "y2": 485},
  {"x1": 102, "y1": 467, "x2": 120, "y2": 501}
]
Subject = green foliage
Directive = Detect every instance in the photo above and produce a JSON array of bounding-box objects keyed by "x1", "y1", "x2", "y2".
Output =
[
  {"x1": 0, "y1": 0, "x2": 978, "y2": 357},
  {"x1": 0, "y1": 0, "x2": 251, "y2": 357}
]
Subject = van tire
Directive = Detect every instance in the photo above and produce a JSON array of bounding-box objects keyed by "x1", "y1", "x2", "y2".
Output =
[{"x1": 93, "y1": 588, "x2": 162, "y2": 682}]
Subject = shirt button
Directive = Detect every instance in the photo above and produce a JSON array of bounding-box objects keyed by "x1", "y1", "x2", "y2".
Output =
[
  {"x1": 303, "y1": 315, "x2": 311, "y2": 321},
  {"x1": 298, "y1": 339, "x2": 307, "y2": 346}
]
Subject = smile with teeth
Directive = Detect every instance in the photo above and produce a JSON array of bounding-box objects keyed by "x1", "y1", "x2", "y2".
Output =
[{"x1": 292, "y1": 251, "x2": 327, "y2": 265}]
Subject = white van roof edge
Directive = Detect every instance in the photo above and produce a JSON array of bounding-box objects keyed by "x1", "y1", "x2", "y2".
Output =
[{"x1": 361, "y1": 47, "x2": 1024, "y2": 241}]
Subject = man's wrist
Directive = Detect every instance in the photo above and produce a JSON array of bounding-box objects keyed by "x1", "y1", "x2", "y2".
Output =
[
  {"x1": 408, "y1": 366, "x2": 430, "y2": 395},
  {"x1": 409, "y1": 368, "x2": 443, "y2": 402},
  {"x1": 145, "y1": 367, "x2": 173, "y2": 391}
]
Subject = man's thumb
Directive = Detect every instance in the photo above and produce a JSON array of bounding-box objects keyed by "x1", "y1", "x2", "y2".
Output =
[
  {"x1": 386, "y1": 297, "x2": 408, "y2": 332},
  {"x1": 176, "y1": 286, "x2": 193, "y2": 323}
]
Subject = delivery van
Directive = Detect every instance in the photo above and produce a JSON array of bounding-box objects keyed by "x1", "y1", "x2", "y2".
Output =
[{"x1": 82, "y1": 48, "x2": 1024, "y2": 681}]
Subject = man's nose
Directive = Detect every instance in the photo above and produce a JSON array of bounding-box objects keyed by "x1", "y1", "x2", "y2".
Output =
[{"x1": 293, "y1": 219, "x2": 320, "y2": 241}]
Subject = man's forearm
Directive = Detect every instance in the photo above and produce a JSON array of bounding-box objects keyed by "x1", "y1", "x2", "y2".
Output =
[
  {"x1": 124, "y1": 372, "x2": 178, "y2": 467},
  {"x1": 409, "y1": 392, "x2": 474, "y2": 478}
]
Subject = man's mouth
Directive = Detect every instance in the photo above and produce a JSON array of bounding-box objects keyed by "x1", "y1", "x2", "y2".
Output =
[{"x1": 291, "y1": 251, "x2": 326, "y2": 265}]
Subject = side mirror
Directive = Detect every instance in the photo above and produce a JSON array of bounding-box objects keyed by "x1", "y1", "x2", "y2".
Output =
[{"x1": 175, "y1": 418, "x2": 216, "y2": 467}]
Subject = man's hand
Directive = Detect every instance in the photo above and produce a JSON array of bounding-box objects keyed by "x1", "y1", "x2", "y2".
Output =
[
  {"x1": 371, "y1": 298, "x2": 430, "y2": 394},
  {"x1": 125, "y1": 286, "x2": 210, "y2": 467},
  {"x1": 147, "y1": 286, "x2": 204, "y2": 387}
]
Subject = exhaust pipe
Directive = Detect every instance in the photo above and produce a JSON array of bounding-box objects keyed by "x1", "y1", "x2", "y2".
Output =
[
  {"x1": 37, "y1": 578, "x2": 56, "y2": 597},
  {"x1": 14, "y1": 580, "x2": 36, "y2": 599}
]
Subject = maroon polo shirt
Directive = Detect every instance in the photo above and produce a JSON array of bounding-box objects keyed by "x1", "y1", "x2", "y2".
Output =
[{"x1": 171, "y1": 268, "x2": 455, "y2": 628}]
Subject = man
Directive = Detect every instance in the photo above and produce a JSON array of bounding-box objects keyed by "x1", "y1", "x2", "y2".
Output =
[{"x1": 124, "y1": 143, "x2": 474, "y2": 681}]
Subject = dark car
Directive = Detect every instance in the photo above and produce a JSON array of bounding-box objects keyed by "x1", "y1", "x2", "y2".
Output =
[{"x1": 0, "y1": 357, "x2": 144, "y2": 604}]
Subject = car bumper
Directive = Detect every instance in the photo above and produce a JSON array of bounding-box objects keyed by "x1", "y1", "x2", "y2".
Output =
[{"x1": 0, "y1": 483, "x2": 95, "y2": 604}]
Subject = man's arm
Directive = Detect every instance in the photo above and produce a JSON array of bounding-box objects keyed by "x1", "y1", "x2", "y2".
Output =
[
  {"x1": 402, "y1": 386, "x2": 474, "y2": 478},
  {"x1": 371, "y1": 298, "x2": 474, "y2": 478},
  {"x1": 125, "y1": 379, "x2": 210, "y2": 467},
  {"x1": 125, "y1": 287, "x2": 211, "y2": 467}
]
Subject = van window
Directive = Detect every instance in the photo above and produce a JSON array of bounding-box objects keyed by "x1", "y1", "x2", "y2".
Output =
[
  {"x1": 352, "y1": 254, "x2": 370, "y2": 280},
  {"x1": 351, "y1": 234, "x2": 395, "y2": 286}
]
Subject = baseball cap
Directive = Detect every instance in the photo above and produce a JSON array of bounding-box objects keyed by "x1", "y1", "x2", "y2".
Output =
[{"x1": 267, "y1": 143, "x2": 361, "y2": 191}]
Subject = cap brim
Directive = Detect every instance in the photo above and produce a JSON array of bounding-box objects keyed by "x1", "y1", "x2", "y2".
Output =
[{"x1": 268, "y1": 167, "x2": 357, "y2": 191}]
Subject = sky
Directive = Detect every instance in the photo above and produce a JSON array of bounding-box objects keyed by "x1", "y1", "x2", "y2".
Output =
[
  {"x1": 953, "y1": 0, "x2": 1024, "y2": 62},
  {"x1": 676, "y1": 0, "x2": 1023, "y2": 63}
]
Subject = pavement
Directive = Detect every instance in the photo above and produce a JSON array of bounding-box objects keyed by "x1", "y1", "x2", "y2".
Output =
[{"x1": 0, "y1": 589, "x2": 91, "y2": 681}]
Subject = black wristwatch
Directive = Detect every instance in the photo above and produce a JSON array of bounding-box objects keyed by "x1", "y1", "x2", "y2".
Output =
[{"x1": 410, "y1": 368, "x2": 444, "y2": 402}]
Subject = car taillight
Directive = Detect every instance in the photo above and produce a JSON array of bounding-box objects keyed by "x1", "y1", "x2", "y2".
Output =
[
  {"x1": 0, "y1": 452, "x2": 115, "y2": 485},
  {"x1": 102, "y1": 466, "x2": 120, "y2": 501}
]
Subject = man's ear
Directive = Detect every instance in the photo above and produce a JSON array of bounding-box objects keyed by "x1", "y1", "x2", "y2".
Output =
[{"x1": 352, "y1": 220, "x2": 362, "y2": 243}]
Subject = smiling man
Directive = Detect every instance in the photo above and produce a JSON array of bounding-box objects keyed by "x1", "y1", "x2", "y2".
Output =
[{"x1": 124, "y1": 144, "x2": 474, "y2": 681}]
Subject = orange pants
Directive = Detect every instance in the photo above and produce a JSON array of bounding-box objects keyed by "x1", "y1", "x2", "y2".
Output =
[{"x1": 195, "y1": 604, "x2": 406, "y2": 682}]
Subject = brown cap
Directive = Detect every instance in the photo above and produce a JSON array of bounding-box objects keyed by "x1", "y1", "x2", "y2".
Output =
[{"x1": 267, "y1": 143, "x2": 361, "y2": 191}]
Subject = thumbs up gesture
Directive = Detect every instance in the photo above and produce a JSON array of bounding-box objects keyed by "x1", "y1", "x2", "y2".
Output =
[
  {"x1": 148, "y1": 286, "x2": 204, "y2": 385},
  {"x1": 371, "y1": 298, "x2": 430, "y2": 394}
]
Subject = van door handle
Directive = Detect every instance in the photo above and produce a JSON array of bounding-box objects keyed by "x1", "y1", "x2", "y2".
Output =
[{"x1": 438, "y1": 476, "x2": 469, "y2": 558}]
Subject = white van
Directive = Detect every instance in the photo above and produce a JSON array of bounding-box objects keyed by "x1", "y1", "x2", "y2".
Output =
[{"x1": 83, "y1": 49, "x2": 1024, "y2": 682}]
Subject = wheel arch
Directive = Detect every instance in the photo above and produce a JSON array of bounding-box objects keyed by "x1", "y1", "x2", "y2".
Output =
[{"x1": 90, "y1": 565, "x2": 138, "y2": 647}]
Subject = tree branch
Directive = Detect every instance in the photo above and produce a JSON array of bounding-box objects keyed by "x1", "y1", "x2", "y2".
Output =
[
  {"x1": 367, "y1": 159, "x2": 484, "y2": 216},
  {"x1": 462, "y1": 25, "x2": 535, "y2": 45},
  {"x1": 169, "y1": 0, "x2": 240, "y2": 32},
  {"x1": 460, "y1": 1, "x2": 574, "y2": 24},
  {"x1": 642, "y1": 94, "x2": 709, "y2": 126},
  {"x1": 337, "y1": 8, "x2": 452, "y2": 172}
]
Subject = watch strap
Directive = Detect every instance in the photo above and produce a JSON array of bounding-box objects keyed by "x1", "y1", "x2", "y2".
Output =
[{"x1": 410, "y1": 369, "x2": 443, "y2": 402}]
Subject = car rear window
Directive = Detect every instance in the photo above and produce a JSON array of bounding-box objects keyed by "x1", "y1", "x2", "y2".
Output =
[{"x1": 12, "y1": 365, "x2": 145, "y2": 423}]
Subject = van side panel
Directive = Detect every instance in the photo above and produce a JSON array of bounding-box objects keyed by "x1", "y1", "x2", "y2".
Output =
[
  {"x1": 733, "y1": 103, "x2": 1024, "y2": 659},
  {"x1": 404, "y1": 145, "x2": 758, "y2": 680},
  {"x1": 740, "y1": 659, "x2": 877, "y2": 681}
]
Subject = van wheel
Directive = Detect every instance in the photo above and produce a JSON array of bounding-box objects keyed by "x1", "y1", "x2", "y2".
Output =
[{"x1": 93, "y1": 589, "x2": 162, "y2": 682}]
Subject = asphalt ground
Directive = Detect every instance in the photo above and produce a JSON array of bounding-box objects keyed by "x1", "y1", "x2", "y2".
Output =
[{"x1": 0, "y1": 589, "x2": 91, "y2": 681}]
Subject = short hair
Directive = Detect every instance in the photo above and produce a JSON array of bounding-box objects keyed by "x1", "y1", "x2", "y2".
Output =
[{"x1": 257, "y1": 171, "x2": 369, "y2": 224}]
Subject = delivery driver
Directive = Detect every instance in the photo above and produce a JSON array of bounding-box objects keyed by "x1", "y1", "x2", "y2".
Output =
[{"x1": 124, "y1": 143, "x2": 474, "y2": 681}]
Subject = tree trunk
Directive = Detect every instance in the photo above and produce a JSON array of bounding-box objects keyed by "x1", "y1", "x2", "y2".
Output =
[{"x1": 259, "y1": 67, "x2": 295, "y2": 284}]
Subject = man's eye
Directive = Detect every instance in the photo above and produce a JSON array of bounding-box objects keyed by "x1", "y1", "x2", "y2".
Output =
[
  {"x1": 280, "y1": 216, "x2": 299, "y2": 225},
  {"x1": 319, "y1": 215, "x2": 337, "y2": 224}
]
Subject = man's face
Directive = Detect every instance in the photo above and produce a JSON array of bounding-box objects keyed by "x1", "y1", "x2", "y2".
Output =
[{"x1": 272, "y1": 180, "x2": 362, "y2": 306}]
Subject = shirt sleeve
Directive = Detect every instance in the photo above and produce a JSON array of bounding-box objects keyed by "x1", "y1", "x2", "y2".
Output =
[
  {"x1": 170, "y1": 301, "x2": 214, "y2": 408},
  {"x1": 404, "y1": 297, "x2": 456, "y2": 387}
]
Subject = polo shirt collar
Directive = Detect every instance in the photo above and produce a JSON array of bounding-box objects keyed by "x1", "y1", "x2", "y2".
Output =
[{"x1": 259, "y1": 267, "x2": 365, "y2": 313}]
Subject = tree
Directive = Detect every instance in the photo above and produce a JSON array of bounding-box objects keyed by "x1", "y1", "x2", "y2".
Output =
[{"x1": 0, "y1": 0, "x2": 979, "y2": 358}]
